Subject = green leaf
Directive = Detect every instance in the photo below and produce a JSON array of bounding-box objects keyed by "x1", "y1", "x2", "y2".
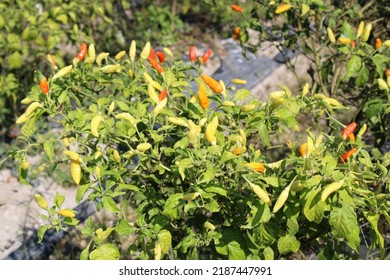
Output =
[
  {"x1": 89, "y1": 243, "x2": 120, "y2": 260},
  {"x1": 80, "y1": 246, "x2": 90, "y2": 260},
  {"x1": 301, "y1": 3, "x2": 310, "y2": 16},
  {"x1": 117, "y1": 183, "x2": 139, "y2": 192},
  {"x1": 115, "y1": 219, "x2": 133, "y2": 235},
  {"x1": 329, "y1": 203, "x2": 360, "y2": 252},
  {"x1": 277, "y1": 234, "x2": 300, "y2": 254},
  {"x1": 178, "y1": 158, "x2": 193, "y2": 180},
  {"x1": 37, "y1": 225, "x2": 50, "y2": 243},
  {"x1": 234, "y1": 89, "x2": 251, "y2": 101},
  {"x1": 199, "y1": 167, "x2": 215, "y2": 184},
  {"x1": 364, "y1": 212, "x2": 385, "y2": 257},
  {"x1": 363, "y1": 99, "x2": 387, "y2": 118},
  {"x1": 322, "y1": 154, "x2": 337, "y2": 177},
  {"x1": 21, "y1": 118, "x2": 35, "y2": 137},
  {"x1": 158, "y1": 229, "x2": 172, "y2": 254},
  {"x1": 162, "y1": 193, "x2": 185, "y2": 219},
  {"x1": 261, "y1": 176, "x2": 279, "y2": 187},
  {"x1": 356, "y1": 66, "x2": 369, "y2": 87},
  {"x1": 303, "y1": 187, "x2": 325, "y2": 223},
  {"x1": 214, "y1": 229, "x2": 247, "y2": 259},
  {"x1": 258, "y1": 123, "x2": 270, "y2": 147},
  {"x1": 243, "y1": 200, "x2": 271, "y2": 229},
  {"x1": 263, "y1": 247, "x2": 274, "y2": 260},
  {"x1": 340, "y1": 22, "x2": 354, "y2": 39},
  {"x1": 346, "y1": 55, "x2": 361, "y2": 79},
  {"x1": 287, "y1": 216, "x2": 299, "y2": 235},
  {"x1": 204, "y1": 197, "x2": 220, "y2": 212},
  {"x1": 43, "y1": 141, "x2": 55, "y2": 162},
  {"x1": 54, "y1": 192, "x2": 65, "y2": 209},
  {"x1": 102, "y1": 196, "x2": 119, "y2": 213},
  {"x1": 8, "y1": 51, "x2": 22, "y2": 69},
  {"x1": 94, "y1": 227, "x2": 115, "y2": 244},
  {"x1": 274, "y1": 107, "x2": 298, "y2": 128},
  {"x1": 204, "y1": 186, "x2": 227, "y2": 197},
  {"x1": 221, "y1": 151, "x2": 236, "y2": 163}
]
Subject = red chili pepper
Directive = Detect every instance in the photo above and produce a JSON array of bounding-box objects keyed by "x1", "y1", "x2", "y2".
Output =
[
  {"x1": 189, "y1": 46, "x2": 197, "y2": 62},
  {"x1": 340, "y1": 148, "x2": 357, "y2": 163},
  {"x1": 149, "y1": 49, "x2": 156, "y2": 61},
  {"x1": 150, "y1": 59, "x2": 164, "y2": 73},
  {"x1": 40, "y1": 77, "x2": 49, "y2": 94},
  {"x1": 341, "y1": 122, "x2": 357, "y2": 139},
  {"x1": 201, "y1": 49, "x2": 213, "y2": 64},
  {"x1": 156, "y1": 51, "x2": 165, "y2": 63},
  {"x1": 231, "y1": 4, "x2": 243, "y2": 12},
  {"x1": 158, "y1": 89, "x2": 167, "y2": 101},
  {"x1": 76, "y1": 43, "x2": 88, "y2": 61}
]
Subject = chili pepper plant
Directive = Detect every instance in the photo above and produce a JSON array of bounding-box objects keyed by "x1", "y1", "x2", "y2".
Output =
[{"x1": 12, "y1": 40, "x2": 389, "y2": 260}]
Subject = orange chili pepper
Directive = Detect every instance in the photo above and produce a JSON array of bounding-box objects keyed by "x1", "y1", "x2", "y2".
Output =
[
  {"x1": 201, "y1": 74, "x2": 223, "y2": 94},
  {"x1": 40, "y1": 77, "x2": 49, "y2": 94},
  {"x1": 340, "y1": 148, "x2": 357, "y2": 163},
  {"x1": 76, "y1": 43, "x2": 88, "y2": 61},
  {"x1": 233, "y1": 27, "x2": 240, "y2": 40},
  {"x1": 158, "y1": 89, "x2": 167, "y2": 101},
  {"x1": 231, "y1": 4, "x2": 243, "y2": 12},
  {"x1": 375, "y1": 38, "x2": 382, "y2": 49},
  {"x1": 198, "y1": 85, "x2": 209, "y2": 109}
]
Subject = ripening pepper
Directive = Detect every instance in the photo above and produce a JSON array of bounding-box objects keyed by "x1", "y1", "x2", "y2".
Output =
[
  {"x1": 91, "y1": 115, "x2": 104, "y2": 137},
  {"x1": 96, "y1": 52, "x2": 109, "y2": 66},
  {"x1": 340, "y1": 148, "x2": 357, "y2": 163},
  {"x1": 35, "y1": 194, "x2": 48, "y2": 210},
  {"x1": 53, "y1": 65, "x2": 73, "y2": 79},
  {"x1": 70, "y1": 160, "x2": 81, "y2": 185},
  {"x1": 201, "y1": 74, "x2": 223, "y2": 94},
  {"x1": 357, "y1": 21, "x2": 364, "y2": 38},
  {"x1": 201, "y1": 49, "x2": 213, "y2": 64},
  {"x1": 47, "y1": 54, "x2": 57, "y2": 69},
  {"x1": 189, "y1": 46, "x2": 197, "y2": 62},
  {"x1": 115, "y1": 50, "x2": 126, "y2": 60},
  {"x1": 231, "y1": 4, "x2": 243, "y2": 12},
  {"x1": 76, "y1": 43, "x2": 87, "y2": 61},
  {"x1": 205, "y1": 116, "x2": 219, "y2": 145},
  {"x1": 58, "y1": 209, "x2": 76, "y2": 218},
  {"x1": 321, "y1": 180, "x2": 344, "y2": 201},
  {"x1": 361, "y1": 23, "x2": 372, "y2": 42},
  {"x1": 375, "y1": 38, "x2": 382, "y2": 49},
  {"x1": 40, "y1": 77, "x2": 49, "y2": 94},
  {"x1": 137, "y1": 143, "x2": 152, "y2": 152},
  {"x1": 327, "y1": 27, "x2": 336, "y2": 43},
  {"x1": 140, "y1": 42, "x2": 151, "y2": 60},
  {"x1": 159, "y1": 89, "x2": 168, "y2": 101},
  {"x1": 275, "y1": 3, "x2": 291, "y2": 14},
  {"x1": 273, "y1": 185, "x2": 291, "y2": 213},
  {"x1": 338, "y1": 37, "x2": 351, "y2": 45},
  {"x1": 129, "y1": 40, "x2": 136, "y2": 62},
  {"x1": 85, "y1": 44, "x2": 96, "y2": 64},
  {"x1": 152, "y1": 97, "x2": 167, "y2": 117},
  {"x1": 341, "y1": 122, "x2": 357, "y2": 139},
  {"x1": 244, "y1": 162, "x2": 265, "y2": 172},
  {"x1": 233, "y1": 27, "x2": 240, "y2": 40},
  {"x1": 244, "y1": 177, "x2": 271, "y2": 206},
  {"x1": 232, "y1": 146, "x2": 246, "y2": 155},
  {"x1": 198, "y1": 85, "x2": 209, "y2": 109}
]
